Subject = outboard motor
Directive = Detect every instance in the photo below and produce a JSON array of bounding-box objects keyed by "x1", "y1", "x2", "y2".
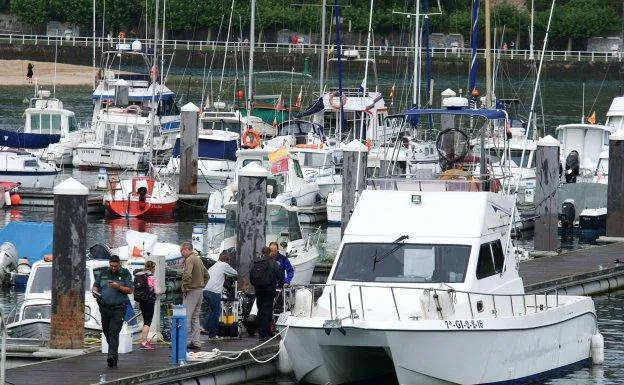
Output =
[
  {"x1": 0, "y1": 242, "x2": 18, "y2": 285},
  {"x1": 565, "y1": 150, "x2": 580, "y2": 183},
  {"x1": 559, "y1": 198, "x2": 576, "y2": 229},
  {"x1": 137, "y1": 186, "x2": 148, "y2": 203},
  {"x1": 88, "y1": 243, "x2": 113, "y2": 260}
]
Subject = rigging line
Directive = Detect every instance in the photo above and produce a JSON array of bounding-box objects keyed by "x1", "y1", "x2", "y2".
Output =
[
  {"x1": 587, "y1": 62, "x2": 611, "y2": 116},
  {"x1": 200, "y1": 14, "x2": 225, "y2": 110},
  {"x1": 184, "y1": 11, "x2": 202, "y2": 105},
  {"x1": 218, "y1": 0, "x2": 236, "y2": 104}
]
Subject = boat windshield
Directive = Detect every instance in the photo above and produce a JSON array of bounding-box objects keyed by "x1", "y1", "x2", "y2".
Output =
[
  {"x1": 202, "y1": 120, "x2": 242, "y2": 134},
  {"x1": 297, "y1": 152, "x2": 327, "y2": 168},
  {"x1": 596, "y1": 157, "x2": 609, "y2": 176},
  {"x1": 332, "y1": 243, "x2": 471, "y2": 283},
  {"x1": 508, "y1": 149, "x2": 531, "y2": 168},
  {"x1": 29, "y1": 265, "x2": 93, "y2": 294},
  {"x1": 30, "y1": 113, "x2": 63, "y2": 134}
]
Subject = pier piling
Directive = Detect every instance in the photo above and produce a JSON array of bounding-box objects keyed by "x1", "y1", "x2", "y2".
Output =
[
  {"x1": 179, "y1": 102, "x2": 199, "y2": 194},
  {"x1": 607, "y1": 131, "x2": 624, "y2": 237},
  {"x1": 341, "y1": 140, "x2": 368, "y2": 236},
  {"x1": 236, "y1": 163, "x2": 268, "y2": 287},
  {"x1": 534, "y1": 135, "x2": 560, "y2": 252},
  {"x1": 50, "y1": 178, "x2": 88, "y2": 349}
]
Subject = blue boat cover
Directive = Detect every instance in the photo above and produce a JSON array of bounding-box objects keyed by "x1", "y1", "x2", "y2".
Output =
[
  {"x1": 0, "y1": 129, "x2": 61, "y2": 149},
  {"x1": 0, "y1": 222, "x2": 53, "y2": 265},
  {"x1": 172, "y1": 138, "x2": 238, "y2": 161}
]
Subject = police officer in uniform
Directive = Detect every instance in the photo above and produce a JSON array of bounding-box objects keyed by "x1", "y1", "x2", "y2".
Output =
[{"x1": 92, "y1": 254, "x2": 133, "y2": 368}]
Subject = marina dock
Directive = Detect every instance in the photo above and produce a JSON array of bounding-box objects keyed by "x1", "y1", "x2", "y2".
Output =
[{"x1": 5, "y1": 336, "x2": 279, "y2": 385}]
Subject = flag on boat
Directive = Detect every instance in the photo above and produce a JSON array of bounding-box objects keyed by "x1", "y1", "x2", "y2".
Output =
[
  {"x1": 275, "y1": 94, "x2": 283, "y2": 109},
  {"x1": 295, "y1": 86, "x2": 303, "y2": 109},
  {"x1": 389, "y1": 84, "x2": 396, "y2": 106},
  {"x1": 269, "y1": 147, "x2": 289, "y2": 174},
  {"x1": 587, "y1": 111, "x2": 596, "y2": 124},
  {"x1": 296, "y1": 96, "x2": 324, "y2": 118}
]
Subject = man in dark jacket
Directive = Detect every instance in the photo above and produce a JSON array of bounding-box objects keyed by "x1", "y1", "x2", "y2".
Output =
[
  {"x1": 269, "y1": 242, "x2": 294, "y2": 286},
  {"x1": 250, "y1": 246, "x2": 284, "y2": 342}
]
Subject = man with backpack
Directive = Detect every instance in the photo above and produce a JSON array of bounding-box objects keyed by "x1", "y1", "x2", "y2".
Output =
[
  {"x1": 133, "y1": 260, "x2": 158, "y2": 350},
  {"x1": 249, "y1": 246, "x2": 284, "y2": 342}
]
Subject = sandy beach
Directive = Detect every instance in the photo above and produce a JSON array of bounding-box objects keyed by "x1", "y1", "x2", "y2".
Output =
[{"x1": 0, "y1": 60, "x2": 95, "y2": 86}]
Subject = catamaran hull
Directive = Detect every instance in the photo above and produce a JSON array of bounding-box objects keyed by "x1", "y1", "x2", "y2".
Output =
[
  {"x1": 282, "y1": 311, "x2": 596, "y2": 385},
  {"x1": 72, "y1": 147, "x2": 146, "y2": 170}
]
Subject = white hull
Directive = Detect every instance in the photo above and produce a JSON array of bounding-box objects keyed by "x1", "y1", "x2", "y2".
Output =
[
  {"x1": 73, "y1": 146, "x2": 147, "y2": 170},
  {"x1": 289, "y1": 248, "x2": 318, "y2": 286},
  {"x1": 283, "y1": 301, "x2": 596, "y2": 385},
  {"x1": 326, "y1": 190, "x2": 342, "y2": 225},
  {"x1": 0, "y1": 172, "x2": 56, "y2": 189}
]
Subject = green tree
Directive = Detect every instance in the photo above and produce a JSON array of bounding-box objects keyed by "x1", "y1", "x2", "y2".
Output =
[
  {"x1": 543, "y1": 0, "x2": 618, "y2": 50},
  {"x1": 11, "y1": 0, "x2": 49, "y2": 26}
]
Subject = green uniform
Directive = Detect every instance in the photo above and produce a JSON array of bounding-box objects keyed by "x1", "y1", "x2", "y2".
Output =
[{"x1": 94, "y1": 267, "x2": 133, "y2": 365}]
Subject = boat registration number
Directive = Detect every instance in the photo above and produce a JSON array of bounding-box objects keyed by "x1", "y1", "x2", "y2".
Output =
[{"x1": 444, "y1": 320, "x2": 484, "y2": 329}]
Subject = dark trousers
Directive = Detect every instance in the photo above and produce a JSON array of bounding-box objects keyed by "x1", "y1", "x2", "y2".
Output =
[
  {"x1": 255, "y1": 289, "x2": 275, "y2": 339},
  {"x1": 100, "y1": 303, "x2": 125, "y2": 360},
  {"x1": 202, "y1": 290, "x2": 222, "y2": 338}
]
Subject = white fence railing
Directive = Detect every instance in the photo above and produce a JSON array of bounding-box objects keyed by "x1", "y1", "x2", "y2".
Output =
[{"x1": 1, "y1": 33, "x2": 622, "y2": 63}]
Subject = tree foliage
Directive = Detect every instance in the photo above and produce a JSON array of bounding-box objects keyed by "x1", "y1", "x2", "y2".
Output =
[{"x1": 544, "y1": 0, "x2": 618, "y2": 40}]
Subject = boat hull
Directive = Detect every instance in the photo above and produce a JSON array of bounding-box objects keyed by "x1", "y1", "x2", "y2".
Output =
[
  {"x1": 281, "y1": 306, "x2": 596, "y2": 385},
  {"x1": 105, "y1": 199, "x2": 177, "y2": 217},
  {"x1": 0, "y1": 172, "x2": 57, "y2": 189},
  {"x1": 7, "y1": 319, "x2": 101, "y2": 340}
]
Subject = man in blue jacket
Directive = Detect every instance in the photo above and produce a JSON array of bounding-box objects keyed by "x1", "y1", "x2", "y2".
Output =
[{"x1": 269, "y1": 242, "x2": 294, "y2": 286}]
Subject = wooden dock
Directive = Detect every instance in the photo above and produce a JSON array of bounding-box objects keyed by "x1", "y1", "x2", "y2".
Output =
[
  {"x1": 15, "y1": 188, "x2": 105, "y2": 213},
  {"x1": 521, "y1": 242, "x2": 624, "y2": 294},
  {"x1": 5, "y1": 335, "x2": 279, "y2": 385}
]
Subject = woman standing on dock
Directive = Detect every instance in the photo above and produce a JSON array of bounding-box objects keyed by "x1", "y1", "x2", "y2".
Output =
[
  {"x1": 26, "y1": 62, "x2": 34, "y2": 84},
  {"x1": 133, "y1": 261, "x2": 158, "y2": 350}
]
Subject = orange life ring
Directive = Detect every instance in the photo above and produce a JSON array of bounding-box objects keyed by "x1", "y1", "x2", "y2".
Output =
[
  {"x1": 242, "y1": 128, "x2": 261, "y2": 149},
  {"x1": 329, "y1": 91, "x2": 347, "y2": 110}
]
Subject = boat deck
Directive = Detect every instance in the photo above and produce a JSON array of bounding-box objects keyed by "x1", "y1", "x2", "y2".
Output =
[
  {"x1": 521, "y1": 242, "x2": 624, "y2": 293},
  {"x1": 5, "y1": 334, "x2": 279, "y2": 385}
]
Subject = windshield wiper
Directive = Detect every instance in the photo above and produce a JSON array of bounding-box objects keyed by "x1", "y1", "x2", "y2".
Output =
[{"x1": 372, "y1": 235, "x2": 410, "y2": 270}]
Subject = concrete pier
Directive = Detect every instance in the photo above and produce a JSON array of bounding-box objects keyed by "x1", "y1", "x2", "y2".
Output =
[
  {"x1": 606, "y1": 131, "x2": 624, "y2": 237},
  {"x1": 534, "y1": 135, "x2": 560, "y2": 252},
  {"x1": 50, "y1": 178, "x2": 88, "y2": 349},
  {"x1": 236, "y1": 163, "x2": 268, "y2": 286},
  {"x1": 341, "y1": 140, "x2": 368, "y2": 236},
  {"x1": 178, "y1": 102, "x2": 199, "y2": 195}
]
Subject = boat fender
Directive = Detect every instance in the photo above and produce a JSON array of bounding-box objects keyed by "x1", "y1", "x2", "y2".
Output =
[
  {"x1": 419, "y1": 290, "x2": 436, "y2": 320},
  {"x1": 10, "y1": 193, "x2": 20, "y2": 206},
  {"x1": 4, "y1": 191, "x2": 11, "y2": 207},
  {"x1": 436, "y1": 291, "x2": 455, "y2": 319},
  {"x1": 293, "y1": 288, "x2": 313, "y2": 317},
  {"x1": 278, "y1": 340, "x2": 294, "y2": 375},
  {"x1": 16, "y1": 259, "x2": 31, "y2": 275},
  {"x1": 591, "y1": 332, "x2": 604, "y2": 365}
]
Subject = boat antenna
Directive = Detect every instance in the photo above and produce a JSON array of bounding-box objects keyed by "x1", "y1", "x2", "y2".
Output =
[
  {"x1": 53, "y1": 37, "x2": 58, "y2": 97},
  {"x1": 353, "y1": 0, "x2": 374, "y2": 202}
]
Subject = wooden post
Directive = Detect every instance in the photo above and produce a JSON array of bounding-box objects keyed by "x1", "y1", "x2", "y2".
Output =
[
  {"x1": 341, "y1": 140, "x2": 368, "y2": 236},
  {"x1": 607, "y1": 132, "x2": 624, "y2": 237},
  {"x1": 50, "y1": 178, "x2": 88, "y2": 349},
  {"x1": 534, "y1": 135, "x2": 560, "y2": 252},
  {"x1": 236, "y1": 163, "x2": 268, "y2": 288},
  {"x1": 179, "y1": 102, "x2": 199, "y2": 194}
]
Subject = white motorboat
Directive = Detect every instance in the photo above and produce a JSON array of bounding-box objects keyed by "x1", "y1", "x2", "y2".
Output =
[
  {"x1": 108, "y1": 230, "x2": 184, "y2": 274},
  {"x1": 555, "y1": 123, "x2": 612, "y2": 183},
  {"x1": 209, "y1": 201, "x2": 319, "y2": 286},
  {"x1": 72, "y1": 104, "x2": 172, "y2": 170},
  {"x1": 0, "y1": 149, "x2": 58, "y2": 189},
  {"x1": 158, "y1": 109, "x2": 241, "y2": 193},
  {"x1": 277, "y1": 106, "x2": 602, "y2": 385},
  {"x1": 288, "y1": 146, "x2": 341, "y2": 199},
  {"x1": 206, "y1": 148, "x2": 323, "y2": 223},
  {"x1": 6, "y1": 259, "x2": 141, "y2": 339}
]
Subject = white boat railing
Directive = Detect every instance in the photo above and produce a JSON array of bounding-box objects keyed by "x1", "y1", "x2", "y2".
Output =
[
  {"x1": 284, "y1": 283, "x2": 564, "y2": 323},
  {"x1": 367, "y1": 176, "x2": 509, "y2": 193}
]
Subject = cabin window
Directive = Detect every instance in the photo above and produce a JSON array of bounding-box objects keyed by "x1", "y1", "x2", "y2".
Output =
[
  {"x1": 242, "y1": 159, "x2": 262, "y2": 168},
  {"x1": 68, "y1": 116, "x2": 79, "y2": 132},
  {"x1": 299, "y1": 152, "x2": 326, "y2": 168},
  {"x1": 476, "y1": 240, "x2": 505, "y2": 279},
  {"x1": 23, "y1": 304, "x2": 51, "y2": 320},
  {"x1": 292, "y1": 159, "x2": 304, "y2": 178},
  {"x1": 288, "y1": 212, "x2": 302, "y2": 240},
  {"x1": 29, "y1": 265, "x2": 93, "y2": 294},
  {"x1": 332, "y1": 243, "x2": 471, "y2": 283},
  {"x1": 266, "y1": 206, "x2": 290, "y2": 236},
  {"x1": 224, "y1": 209, "x2": 237, "y2": 239},
  {"x1": 24, "y1": 159, "x2": 38, "y2": 168},
  {"x1": 103, "y1": 124, "x2": 115, "y2": 146}
]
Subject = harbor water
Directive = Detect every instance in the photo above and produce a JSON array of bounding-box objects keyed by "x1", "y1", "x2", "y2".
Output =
[{"x1": 0, "y1": 73, "x2": 623, "y2": 383}]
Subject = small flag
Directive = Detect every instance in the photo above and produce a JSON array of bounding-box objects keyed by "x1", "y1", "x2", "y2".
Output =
[
  {"x1": 359, "y1": 79, "x2": 365, "y2": 93},
  {"x1": 389, "y1": 84, "x2": 396, "y2": 106},
  {"x1": 587, "y1": 111, "x2": 596, "y2": 125},
  {"x1": 268, "y1": 146, "x2": 289, "y2": 163},
  {"x1": 295, "y1": 86, "x2": 303, "y2": 109},
  {"x1": 275, "y1": 94, "x2": 282, "y2": 109}
]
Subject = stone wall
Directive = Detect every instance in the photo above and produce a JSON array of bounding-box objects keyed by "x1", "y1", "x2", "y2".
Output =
[{"x1": 587, "y1": 37, "x2": 622, "y2": 53}]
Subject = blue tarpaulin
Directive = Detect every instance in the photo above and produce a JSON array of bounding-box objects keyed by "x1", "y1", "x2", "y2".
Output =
[
  {"x1": 0, "y1": 222, "x2": 52, "y2": 265},
  {"x1": 0, "y1": 129, "x2": 61, "y2": 149}
]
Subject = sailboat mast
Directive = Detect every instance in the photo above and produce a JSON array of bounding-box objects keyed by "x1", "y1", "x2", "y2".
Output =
[
  {"x1": 149, "y1": 0, "x2": 160, "y2": 168},
  {"x1": 247, "y1": 0, "x2": 255, "y2": 115},
  {"x1": 333, "y1": 0, "x2": 344, "y2": 141},
  {"x1": 319, "y1": 0, "x2": 326, "y2": 98},
  {"x1": 412, "y1": 0, "x2": 421, "y2": 107},
  {"x1": 92, "y1": 0, "x2": 96, "y2": 90},
  {"x1": 485, "y1": 0, "x2": 492, "y2": 107},
  {"x1": 468, "y1": 0, "x2": 479, "y2": 97}
]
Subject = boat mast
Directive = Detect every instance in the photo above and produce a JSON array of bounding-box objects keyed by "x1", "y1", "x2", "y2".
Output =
[
  {"x1": 149, "y1": 0, "x2": 160, "y2": 170},
  {"x1": 485, "y1": 0, "x2": 492, "y2": 108},
  {"x1": 247, "y1": 0, "x2": 255, "y2": 116},
  {"x1": 92, "y1": 0, "x2": 96, "y2": 90},
  {"x1": 412, "y1": 0, "x2": 421, "y2": 107},
  {"x1": 333, "y1": 0, "x2": 344, "y2": 141},
  {"x1": 319, "y1": 0, "x2": 326, "y2": 99},
  {"x1": 468, "y1": 0, "x2": 479, "y2": 99}
]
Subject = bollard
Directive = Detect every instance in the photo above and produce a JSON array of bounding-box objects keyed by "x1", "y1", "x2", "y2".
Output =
[
  {"x1": 534, "y1": 135, "x2": 560, "y2": 252},
  {"x1": 341, "y1": 140, "x2": 368, "y2": 237},
  {"x1": 97, "y1": 168, "x2": 107, "y2": 189},
  {"x1": 171, "y1": 305, "x2": 187, "y2": 365},
  {"x1": 179, "y1": 102, "x2": 199, "y2": 194},
  {"x1": 50, "y1": 178, "x2": 88, "y2": 349},
  {"x1": 191, "y1": 225, "x2": 204, "y2": 255}
]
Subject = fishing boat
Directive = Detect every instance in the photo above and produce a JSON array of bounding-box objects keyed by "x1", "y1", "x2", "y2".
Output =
[
  {"x1": 6, "y1": 259, "x2": 141, "y2": 339},
  {"x1": 103, "y1": 174, "x2": 177, "y2": 217},
  {"x1": 277, "y1": 105, "x2": 602, "y2": 385},
  {"x1": 0, "y1": 149, "x2": 58, "y2": 189},
  {"x1": 209, "y1": 201, "x2": 319, "y2": 286}
]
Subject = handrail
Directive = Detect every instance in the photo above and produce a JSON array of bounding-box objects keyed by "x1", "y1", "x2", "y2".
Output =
[
  {"x1": 0, "y1": 33, "x2": 622, "y2": 63},
  {"x1": 284, "y1": 283, "x2": 562, "y2": 323}
]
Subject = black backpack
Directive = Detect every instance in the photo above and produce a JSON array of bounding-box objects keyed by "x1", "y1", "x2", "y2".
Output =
[
  {"x1": 133, "y1": 272, "x2": 154, "y2": 302},
  {"x1": 249, "y1": 259, "x2": 273, "y2": 288}
]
